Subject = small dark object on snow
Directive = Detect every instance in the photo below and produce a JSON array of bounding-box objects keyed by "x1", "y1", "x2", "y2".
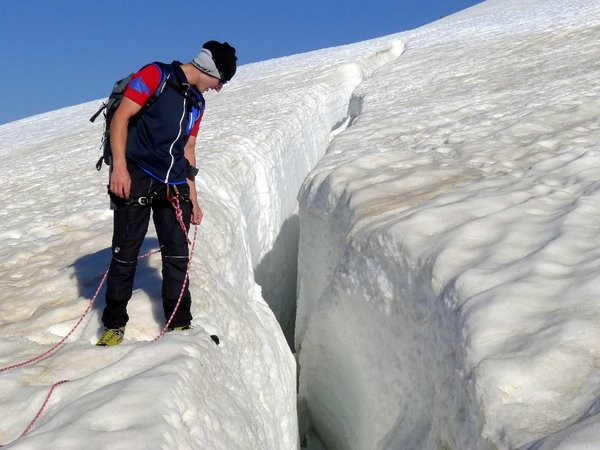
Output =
[{"x1": 210, "y1": 335, "x2": 220, "y2": 345}]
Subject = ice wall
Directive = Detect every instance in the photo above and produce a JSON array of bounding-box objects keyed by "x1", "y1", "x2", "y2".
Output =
[
  {"x1": 296, "y1": 1, "x2": 600, "y2": 449},
  {"x1": 216, "y1": 40, "x2": 405, "y2": 344}
]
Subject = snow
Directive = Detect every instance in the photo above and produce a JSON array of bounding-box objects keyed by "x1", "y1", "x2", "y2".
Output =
[
  {"x1": 296, "y1": 1, "x2": 600, "y2": 449},
  {"x1": 1, "y1": 0, "x2": 600, "y2": 448}
]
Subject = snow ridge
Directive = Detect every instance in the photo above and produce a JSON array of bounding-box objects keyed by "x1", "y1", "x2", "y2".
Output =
[{"x1": 296, "y1": 1, "x2": 600, "y2": 449}]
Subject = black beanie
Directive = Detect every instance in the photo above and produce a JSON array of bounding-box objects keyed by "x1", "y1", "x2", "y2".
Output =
[{"x1": 203, "y1": 41, "x2": 237, "y2": 82}]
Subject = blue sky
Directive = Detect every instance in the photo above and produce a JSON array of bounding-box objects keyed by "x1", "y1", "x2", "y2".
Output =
[{"x1": 0, "y1": 0, "x2": 482, "y2": 125}]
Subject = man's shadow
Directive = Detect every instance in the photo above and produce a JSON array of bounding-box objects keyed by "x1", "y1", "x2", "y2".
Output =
[{"x1": 70, "y1": 238, "x2": 165, "y2": 326}]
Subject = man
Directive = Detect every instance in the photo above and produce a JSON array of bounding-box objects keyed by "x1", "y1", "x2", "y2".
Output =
[{"x1": 97, "y1": 41, "x2": 237, "y2": 346}]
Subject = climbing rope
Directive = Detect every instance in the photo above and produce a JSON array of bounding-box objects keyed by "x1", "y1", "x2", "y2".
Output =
[
  {"x1": 155, "y1": 195, "x2": 198, "y2": 340},
  {"x1": 0, "y1": 247, "x2": 160, "y2": 374},
  {"x1": 1, "y1": 190, "x2": 198, "y2": 444},
  {"x1": 18, "y1": 380, "x2": 70, "y2": 439},
  {"x1": 167, "y1": 185, "x2": 192, "y2": 243}
]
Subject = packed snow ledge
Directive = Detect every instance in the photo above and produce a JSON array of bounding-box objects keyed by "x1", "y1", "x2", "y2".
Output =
[
  {"x1": 2, "y1": 0, "x2": 600, "y2": 448},
  {"x1": 296, "y1": 1, "x2": 600, "y2": 449}
]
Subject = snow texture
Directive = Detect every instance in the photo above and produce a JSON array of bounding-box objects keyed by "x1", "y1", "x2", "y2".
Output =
[
  {"x1": 297, "y1": 0, "x2": 600, "y2": 449},
  {"x1": 1, "y1": 0, "x2": 600, "y2": 449}
]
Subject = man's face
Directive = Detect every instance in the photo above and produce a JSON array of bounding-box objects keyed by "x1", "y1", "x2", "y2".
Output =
[{"x1": 202, "y1": 72, "x2": 223, "y2": 93}]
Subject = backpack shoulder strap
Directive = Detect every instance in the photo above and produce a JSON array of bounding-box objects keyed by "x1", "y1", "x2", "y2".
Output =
[{"x1": 139, "y1": 62, "x2": 172, "y2": 106}]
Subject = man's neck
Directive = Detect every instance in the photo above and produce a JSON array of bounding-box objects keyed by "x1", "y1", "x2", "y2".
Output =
[{"x1": 181, "y1": 63, "x2": 206, "y2": 92}]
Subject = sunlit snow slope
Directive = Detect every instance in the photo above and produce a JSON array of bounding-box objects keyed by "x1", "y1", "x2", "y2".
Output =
[
  {"x1": 296, "y1": 0, "x2": 600, "y2": 449},
  {"x1": 0, "y1": 23, "x2": 402, "y2": 450},
  {"x1": 2, "y1": 0, "x2": 600, "y2": 449}
]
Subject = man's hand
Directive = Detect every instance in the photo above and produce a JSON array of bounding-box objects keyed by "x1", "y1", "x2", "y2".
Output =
[
  {"x1": 184, "y1": 135, "x2": 202, "y2": 225},
  {"x1": 110, "y1": 164, "x2": 132, "y2": 199},
  {"x1": 191, "y1": 199, "x2": 203, "y2": 225}
]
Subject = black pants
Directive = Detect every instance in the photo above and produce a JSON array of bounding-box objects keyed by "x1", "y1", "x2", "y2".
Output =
[{"x1": 102, "y1": 164, "x2": 193, "y2": 328}]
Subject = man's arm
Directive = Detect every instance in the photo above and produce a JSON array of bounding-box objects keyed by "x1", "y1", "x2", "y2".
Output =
[
  {"x1": 184, "y1": 135, "x2": 203, "y2": 225},
  {"x1": 109, "y1": 97, "x2": 142, "y2": 199}
]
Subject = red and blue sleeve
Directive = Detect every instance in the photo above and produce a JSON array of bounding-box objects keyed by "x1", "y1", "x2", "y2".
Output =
[
  {"x1": 123, "y1": 64, "x2": 162, "y2": 106},
  {"x1": 189, "y1": 113, "x2": 204, "y2": 138}
]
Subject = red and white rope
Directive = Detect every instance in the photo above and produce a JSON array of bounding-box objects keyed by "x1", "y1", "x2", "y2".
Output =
[{"x1": 1, "y1": 194, "x2": 197, "y2": 443}]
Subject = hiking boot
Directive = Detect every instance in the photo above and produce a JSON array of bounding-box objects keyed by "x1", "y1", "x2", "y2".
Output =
[
  {"x1": 96, "y1": 327, "x2": 125, "y2": 346},
  {"x1": 167, "y1": 324, "x2": 194, "y2": 332}
]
